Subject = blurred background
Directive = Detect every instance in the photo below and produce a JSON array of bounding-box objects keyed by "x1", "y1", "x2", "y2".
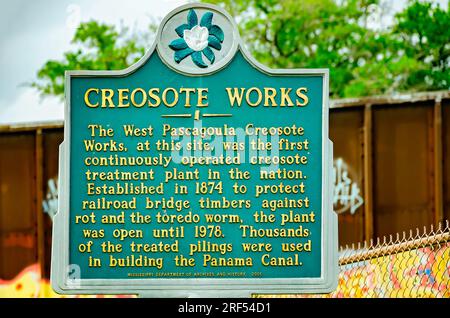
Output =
[{"x1": 0, "y1": 0, "x2": 449, "y2": 297}]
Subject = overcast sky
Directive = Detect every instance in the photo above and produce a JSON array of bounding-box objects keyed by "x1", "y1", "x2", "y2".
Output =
[
  {"x1": 0, "y1": 0, "x2": 447, "y2": 124},
  {"x1": 0, "y1": 0, "x2": 186, "y2": 124}
]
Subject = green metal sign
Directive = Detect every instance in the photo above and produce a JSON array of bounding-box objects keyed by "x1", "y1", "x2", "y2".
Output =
[{"x1": 51, "y1": 3, "x2": 337, "y2": 297}]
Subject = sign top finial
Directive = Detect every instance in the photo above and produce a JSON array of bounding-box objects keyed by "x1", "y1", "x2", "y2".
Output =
[{"x1": 156, "y1": 3, "x2": 240, "y2": 76}]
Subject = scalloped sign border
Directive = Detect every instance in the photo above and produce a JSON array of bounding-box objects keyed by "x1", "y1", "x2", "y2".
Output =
[{"x1": 51, "y1": 2, "x2": 338, "y2": 297}]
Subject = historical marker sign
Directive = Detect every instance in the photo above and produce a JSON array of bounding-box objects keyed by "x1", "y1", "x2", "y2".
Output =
[{"x1": 51, "y1": 3, "x2": 338, "y2": 297}]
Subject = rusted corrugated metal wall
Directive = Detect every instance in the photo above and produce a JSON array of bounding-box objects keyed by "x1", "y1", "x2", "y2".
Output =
[
  {"x1": 0, "y1": 125, "x2": 63, "y2": 280},
  {"x1": 0, "y1": 91, "x2": 448, "y2": 280},
  {"x1": 330, "y1": 91, "x2": 450, "y2": 244}
]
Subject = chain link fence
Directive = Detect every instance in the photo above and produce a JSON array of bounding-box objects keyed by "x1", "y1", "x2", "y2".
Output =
[{"x1": 258, "y1": 220, "x2": 450, "y2": 298}]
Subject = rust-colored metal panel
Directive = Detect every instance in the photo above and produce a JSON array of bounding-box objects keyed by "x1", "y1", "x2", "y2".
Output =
[
  {"x1": 442, "y1": 99, "x2": 450, "y2": 222},
  {"x1": 42, "y1": 129, "x2": 64, "y2": 278},
  {"x1": 0, "y1": 133, "x2": 38, "y2": 279},
  {"x1": 330, "y1": 108, "x2": 365, "y2": 245},
  {"x1": 373, "y1": 104, "x2": 434, "y2": 238}
]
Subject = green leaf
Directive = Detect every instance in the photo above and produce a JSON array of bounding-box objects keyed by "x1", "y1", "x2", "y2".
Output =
[
  {"x1": 208, "y1": 36, "x2": 222, "y2": 50},
  {"x1": 203, "y1": 47, "x2": 215, "y2": 64},
  {"x1": 200, "y1": 12, "x2": 214, "y2": 29},
  {"x1": 174, "y1": 48, "x2": 194, "y2": 63},
  {"x1": 187, "y1": 9, "x2": 198, "y2": 28},
  {"x1": 192, "y1": 51, "x2": 208, "y2": 68},
  {"x1": 210, "y1": 25, "x2": 224, "y2": 42},
  {"x1": 175, "y1": 24, "x2": 190, "y2": 38},
  {"x1": 169, "y1": 38, "x2": 188, "y2": 50}
]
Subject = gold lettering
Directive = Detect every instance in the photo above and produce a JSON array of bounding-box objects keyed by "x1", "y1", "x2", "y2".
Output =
[
  {"x1": 117, "y1": 89, "x2": 130, "y2": 108},
  {"x1": 101, "y1": 89, "x2": 115, "y2": 108},
  {"x1": 179, "y1": 88, "x2": 195, "y2": 107},
  {"x1": 296, "y1": 87, "x2": 309, "y2": 106},
  {"x1": 197, "y1": 88, "x2": 209, "y2": 107},
  {"x1": 148, "y1": 88, "x2": 161, "y2": 107},
  {"x1": 280, "y1": 88, "x2": 294, "y2": 106},
  {"x1": 264, "y1": 87, "x2": 277, "y2": 106},
  {"x1": 162, "y1": 88, "x2": 178, "y2": 107},
  {"x1": 84, "y1": 88, "x2": 99, "y2": 108},
  {"x1": 246, "y1": 87, "x2": 262, "y2": 107},
  {"x1": 226, "y1": 87, "x2": 245, "y2": 107},
  {"x1": 130, "y1": 88, "x2": 147, "y2": 107}
]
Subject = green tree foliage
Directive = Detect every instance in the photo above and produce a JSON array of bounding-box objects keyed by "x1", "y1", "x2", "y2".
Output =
[
  {"x1": 207, "y1": 0, "x2": 449, "y2": 97},
  {"x1": 32, "y1": 21, "x2": 147, "y2": 97},
  {"x1": 394, "y1": 1, "x2": 450, "y2": 91},
  {"x1": 33, "y1": 1, "x2": 449, "y2": 99}
]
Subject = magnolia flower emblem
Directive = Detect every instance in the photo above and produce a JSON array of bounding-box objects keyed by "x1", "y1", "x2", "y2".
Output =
[{"x1": 169, "y1": 9, "x2": 224, "y2": 68}]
